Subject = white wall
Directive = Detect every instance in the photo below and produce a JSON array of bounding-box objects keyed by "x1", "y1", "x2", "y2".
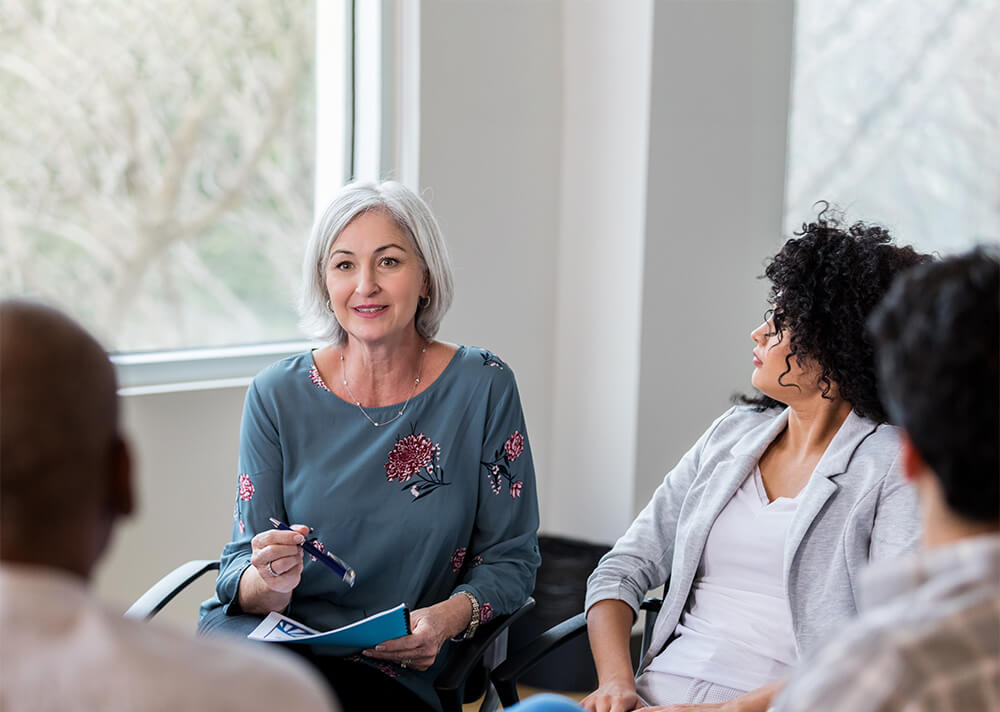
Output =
[
  {"x1": 96, "y1": 386, "x2": 247, "y2": 623},
  {"x1": 634, "y1": 1, "x2": 794, "y2": 511},
  {"x1": 417, "y1": 0, "x2": 563, "y2": 525},
  {"x1": 95, "y1": 0, "x2": 796, "y2": 620},
  {"x1": 546, "y1": 1, "x2": 652, "y2": 544}
]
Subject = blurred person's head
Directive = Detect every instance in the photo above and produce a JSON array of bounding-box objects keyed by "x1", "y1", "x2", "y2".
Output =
[
  {"x1": 299, "y1": 180, "x2": 455, "y2": 347},
  {"x1": 0, "y1": 300, "x2": 133, "y2": 578},
  {"x1": 744, "y1": 204, "x2": 929, "y2": 419},
  {"x1": 868, "y1": 248, "x2": 1000, "y2": 536}
]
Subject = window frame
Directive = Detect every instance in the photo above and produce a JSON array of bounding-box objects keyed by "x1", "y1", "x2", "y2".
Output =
[{"x1": 115, "y1": 0, "x2": 418, "y2": 392}]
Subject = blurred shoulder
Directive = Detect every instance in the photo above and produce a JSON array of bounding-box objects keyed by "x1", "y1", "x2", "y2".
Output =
[{"x1": 116, "y1": 615, "x2": 336, "y2": 710}]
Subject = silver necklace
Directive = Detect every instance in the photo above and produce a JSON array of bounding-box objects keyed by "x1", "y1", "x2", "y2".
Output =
[{"x1": 339, "y1": 345, "x2": 427, "y2": 427}]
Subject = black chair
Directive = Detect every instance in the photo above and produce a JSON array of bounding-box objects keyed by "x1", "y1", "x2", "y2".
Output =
[
  {"x1": 125, "y1": 559, "x2": 534, "y2": 712},
  {"x1": 489, "y1": 594, "x2": 665, "y2": 708}
]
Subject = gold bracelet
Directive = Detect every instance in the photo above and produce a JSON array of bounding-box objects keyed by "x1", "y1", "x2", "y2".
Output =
[{"x1": 450, "y1": 590, "x2": 481, "y2": 641}]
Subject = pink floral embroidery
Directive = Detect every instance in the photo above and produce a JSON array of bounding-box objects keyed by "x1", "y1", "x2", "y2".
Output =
[
  {"x1": 308, "y1": 364, "x2": 331, "y2": 393},
  {"x1": 309, "y1": 539, "x2": 325, "y2": 562},
  {"x1": 480, "y1": 603, "x2": 494, "y2": 623},
  {"x1": 238, "y1": 474, "x2": 255, "y2": 501},
  {"x1": 504, "y1": 431, "x2": 524, "y2": 462},
  {"x1": 386, "y1": 428, "x2": 451, "y2": 500},
  {"x1": 238, "y1": 520, "x2": 245, "y2": 534},
  {"x1": 385, "y1": 434, "x2": 439, "y2": 482},
  {"x1": 481, "y1": 351, "x2": 505, "y2": 369},
  {"x1": 451, "y1": 547, "x2": 467, "y2": 572},
  {"x1": 376, "y1": 661, "x2": 400, "y2": 678},
  {"x1": 482, "y1": 430, "x2": 528, "y2": 498},
  {"x1": 346, "y1": 654, "x2": 400, "y2": 678}
]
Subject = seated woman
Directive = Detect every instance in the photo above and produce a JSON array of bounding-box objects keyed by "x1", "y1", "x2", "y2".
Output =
[
  {"x1": 199, "y1": 181, "x2": 540, "y2": 712},
  {"x1": 583, "y1": 208, "x2": 928, "y2": 712}
]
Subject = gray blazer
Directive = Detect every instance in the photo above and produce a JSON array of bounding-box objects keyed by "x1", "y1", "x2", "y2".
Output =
[{"x1": 585, "y1": 405, "x2": 920, "y2": 673}]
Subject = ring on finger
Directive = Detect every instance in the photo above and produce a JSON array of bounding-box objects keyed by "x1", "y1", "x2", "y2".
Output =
[
  {"x1": 266, "y1": 561, "x2": 279, "y2": 577},
  {"x1": 400, "y1": 658, "x2": 411, "y2": 669}
]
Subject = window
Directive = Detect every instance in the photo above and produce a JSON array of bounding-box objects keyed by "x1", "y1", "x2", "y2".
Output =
[
  {"x1": 1, "y1": 0, "x2": 348, "y2": 358},
  {"x1": 784, "y1": 0, "x2": 999, "y2": 253}
]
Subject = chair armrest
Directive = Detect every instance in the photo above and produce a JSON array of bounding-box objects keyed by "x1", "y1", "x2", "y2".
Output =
[
  {"x1": 491, "y1": 595, "x2": 665, "y2": 705},
  {"x1": 489, "y1": 610, "x2": 587, "y2": 705},
  {"x1": 638, "y1": 596, "x2": 663, "y2": 661},
  {"x1": 435, "y1": 597, "x2": 536, "y2": 696},
  {"x1": 639, "y1": 597, "x2": 662, "y2": 613},
  {"x1": 124, "y1": 559, "x2": 220, "y2": 621}
]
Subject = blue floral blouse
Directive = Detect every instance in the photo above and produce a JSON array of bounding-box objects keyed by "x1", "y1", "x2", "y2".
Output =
[{"x1": 200, "y1": 346, "x2": 540, "y2": 710}]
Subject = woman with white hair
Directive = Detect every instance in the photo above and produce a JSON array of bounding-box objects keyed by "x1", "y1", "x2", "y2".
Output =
[{"x1": 199, "y1": 181, "x2": 540, "y2": 712}]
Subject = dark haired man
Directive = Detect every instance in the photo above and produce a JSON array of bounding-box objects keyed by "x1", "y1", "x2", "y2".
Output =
[
  {"x1": 773, "y1": 249, "x2": 999, "y2": 711},
  {"x1": 0, "y1": 300, "x2": 338, "y2": 711}
]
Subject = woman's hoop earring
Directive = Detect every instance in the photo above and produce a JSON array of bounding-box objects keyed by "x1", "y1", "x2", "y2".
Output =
[
  {"x1": 418, "y1": 296, "x2": 431, "y2": 309},
  {"x1": 325, "y1": 299, "x2": 334, "y2": 312}
]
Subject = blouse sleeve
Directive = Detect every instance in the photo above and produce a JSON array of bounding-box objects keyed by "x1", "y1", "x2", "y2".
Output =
[
  {"x1": 215, "y1": 379, "x2": 288, "y2": 614},
  {"x1": 451, "y1": 363, "x2": 541, "y2": 620}
]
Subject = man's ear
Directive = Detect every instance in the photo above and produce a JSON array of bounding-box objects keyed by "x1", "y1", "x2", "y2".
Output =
[
  {"x1": 109, "y1": 435, "x2": 135, "y2": 518},
  {"x1": 900, "y1": 431, "x2": 929, "y2": 483}
]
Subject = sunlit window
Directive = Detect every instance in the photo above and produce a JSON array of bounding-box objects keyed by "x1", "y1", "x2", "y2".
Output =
[
  {"x1": 0, "y1": 0, "x2": 345, "y2": 353},
  {"x1": 784, "y1": 0, "x2": 999, "y2": 253}
]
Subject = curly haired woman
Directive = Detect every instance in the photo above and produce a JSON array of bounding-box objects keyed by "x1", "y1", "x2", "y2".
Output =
[{"x1": 582, "y1": 207, "x2": 929, "y2": 712}]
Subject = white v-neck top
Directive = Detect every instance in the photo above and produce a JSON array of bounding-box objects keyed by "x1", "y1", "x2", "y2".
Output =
[{"x1": 641, "y1": 466, "x2": 800, "y2": 693}]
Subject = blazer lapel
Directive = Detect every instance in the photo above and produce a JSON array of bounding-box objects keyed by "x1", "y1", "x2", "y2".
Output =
[
  {"x1": 680, "y1": 409, "x2": 792, "y2": 567},
  {"x1": 645, "y1": 410, "x2": 792, "y2": 666},
  {"x1": 782, "y1": 410, "x2": 878, "y2": 586}
]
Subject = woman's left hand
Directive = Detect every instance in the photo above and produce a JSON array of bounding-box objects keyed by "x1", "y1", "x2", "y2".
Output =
[
  {"x1": 362, "y1": 594, "x2": 474, "y2": 671},
  {"x1": 362, "y1": 607, "x2": 451, "y2": 671}
]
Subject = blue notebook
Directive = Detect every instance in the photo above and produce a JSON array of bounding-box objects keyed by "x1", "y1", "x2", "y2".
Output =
[{"x1": 248, "y1": 603, "x2": 411, "y2": 654}]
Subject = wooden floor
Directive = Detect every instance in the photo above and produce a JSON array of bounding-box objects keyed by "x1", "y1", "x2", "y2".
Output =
[{"x1": 462, "y1": 685, "x2": 586, "y2": 711}]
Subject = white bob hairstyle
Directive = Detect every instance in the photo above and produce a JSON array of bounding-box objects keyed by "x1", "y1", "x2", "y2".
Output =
[{"x1": 299, "y1": 180, "x2": 454, "y2": 345}]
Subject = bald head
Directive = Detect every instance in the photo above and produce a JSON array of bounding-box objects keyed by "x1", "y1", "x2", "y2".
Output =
[{"x1": 1, "y1": 300, "x2": 131, "y2": 573}]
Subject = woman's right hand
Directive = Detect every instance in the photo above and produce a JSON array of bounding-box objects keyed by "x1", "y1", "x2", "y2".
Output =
[
  {"x1": 581, "y1": 679, "x2": 642, "y2": 712},
  {"x1": 249, "y1": 524, "x2": 309, "y2": 593}
]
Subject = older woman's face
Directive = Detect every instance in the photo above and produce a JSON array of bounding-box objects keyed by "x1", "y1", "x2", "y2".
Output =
[
  {"x1": 750, "y1": 319, "x2": 821, "y2": 403},
  {"x1": 325, "y1": 211, "x2": 426, "y2": 347}
]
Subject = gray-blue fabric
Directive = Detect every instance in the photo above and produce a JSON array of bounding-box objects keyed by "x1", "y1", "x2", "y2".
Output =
[{"x1": 200, "y1": 346, "x2": 540, "y2": 710}]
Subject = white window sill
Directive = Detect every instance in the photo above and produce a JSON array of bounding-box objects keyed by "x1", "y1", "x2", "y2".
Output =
[{"x1": 113, "y1": 341, "x2": 317, "y2": 396}]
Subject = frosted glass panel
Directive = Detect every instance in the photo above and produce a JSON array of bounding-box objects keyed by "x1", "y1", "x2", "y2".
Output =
[{"x1": 785, "y1": 0, "x2": 999, "y2": 254}]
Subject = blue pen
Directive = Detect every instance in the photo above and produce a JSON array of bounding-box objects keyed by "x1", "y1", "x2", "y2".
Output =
[{"x1": 269, "y1": 517, "x2": 356, "y2": 587}]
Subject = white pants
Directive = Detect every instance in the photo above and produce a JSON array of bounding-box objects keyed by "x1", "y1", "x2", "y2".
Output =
[{"x1": 635, "y1": 670, "x2": 747, "y2": 705}]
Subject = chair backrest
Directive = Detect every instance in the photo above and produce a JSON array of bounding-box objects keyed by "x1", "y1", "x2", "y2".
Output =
[{"x1": 124, "y1": 559, "x2": 219, "y2": 621}]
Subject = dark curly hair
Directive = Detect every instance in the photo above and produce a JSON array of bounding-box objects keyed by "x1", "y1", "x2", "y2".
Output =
[
  {"x1": 739, "y1": 203, "x2": 929, "y2": 422},
  {"x1": 868, "y1": 248, "x2": 999, "y2": 523}
]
